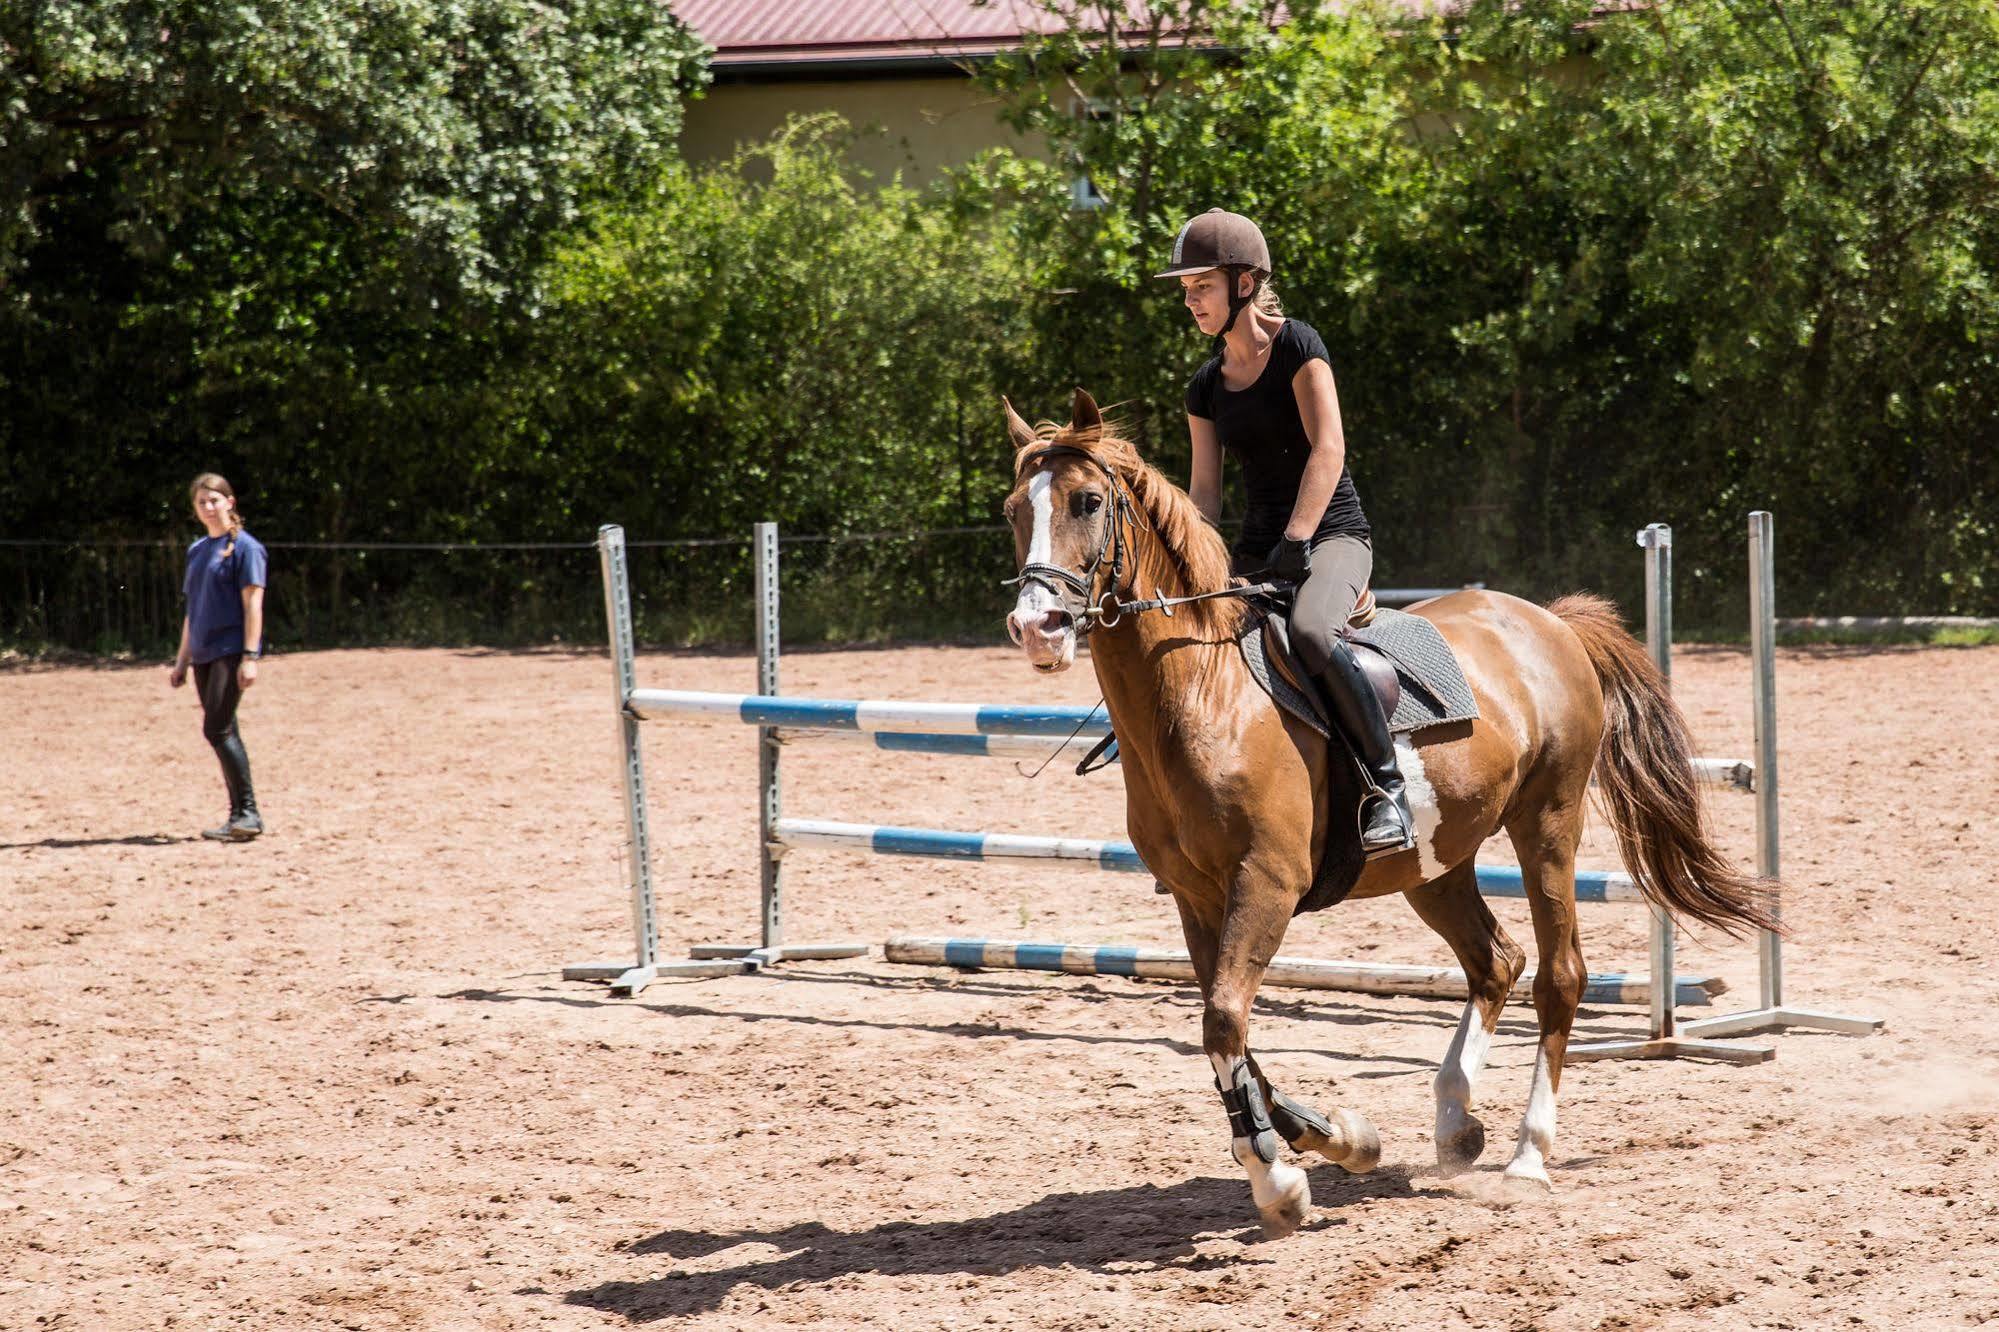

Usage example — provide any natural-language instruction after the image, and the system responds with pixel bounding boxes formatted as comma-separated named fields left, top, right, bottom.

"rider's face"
left=1180, top=269, right=1241, bottom=335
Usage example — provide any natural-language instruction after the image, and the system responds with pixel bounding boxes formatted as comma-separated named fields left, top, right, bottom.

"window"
left=1068, top=97, right=1110, bottom=211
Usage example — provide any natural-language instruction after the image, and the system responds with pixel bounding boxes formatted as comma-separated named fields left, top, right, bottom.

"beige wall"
left=679, top=74, right=1041, bottom=185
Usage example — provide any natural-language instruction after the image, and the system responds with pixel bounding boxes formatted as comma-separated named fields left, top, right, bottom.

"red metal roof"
left=669, top=0, right=1197, bottom=68
left=670, top=1, right=1467, bottom=70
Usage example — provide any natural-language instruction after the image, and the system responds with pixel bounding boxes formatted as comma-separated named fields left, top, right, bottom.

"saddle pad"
left=1239, top=607, right=1479, bottom=736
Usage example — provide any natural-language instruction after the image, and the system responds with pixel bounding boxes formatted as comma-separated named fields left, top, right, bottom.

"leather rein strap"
left=1002, top=444, right=1295, bottom=634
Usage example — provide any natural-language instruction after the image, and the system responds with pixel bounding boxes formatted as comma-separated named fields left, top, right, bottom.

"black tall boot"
left=202, top=728, right=263, bottom=841
left=1312, top=638, right=1416, bottom=859
left=230, top=762, right=263, bottom=839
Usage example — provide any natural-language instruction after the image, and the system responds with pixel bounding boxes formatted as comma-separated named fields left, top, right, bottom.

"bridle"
left=1001, top=440, right=1293, bottom=779
left=1002, top=444, right=1139, bottom=636
left=1004, top=443, right=1297, bottom=640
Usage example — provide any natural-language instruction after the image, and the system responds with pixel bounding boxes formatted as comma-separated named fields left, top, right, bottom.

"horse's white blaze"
left=1505, top=1046, right=1559, bottom=1184
left=1395, top=738, right=1447, bottom=882
left=1011, top=468, right=1068, bottom=636
left=1026, top=467, right=1054, bottom=563
left=1434, top=997, right=1493, bottom=1158
left=1208, top=1052, right=1309, bottom=1219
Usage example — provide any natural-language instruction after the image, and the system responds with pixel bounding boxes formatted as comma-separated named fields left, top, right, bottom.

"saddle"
left=1238, top=588, right=1481, bottom=916
left=1259, top=588, right=1402, bottom=726
left=1241, top=593, right=1479, bottom=741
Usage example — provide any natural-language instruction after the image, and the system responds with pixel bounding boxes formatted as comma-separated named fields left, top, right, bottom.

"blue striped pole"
left=634, top=690, right=1753, bottom=790
left=786, top=729, right=1107, bottom=760
left=883, top=936, right=1722, bottom=1007
left=773, top=819, right=1644, bottom=903
left=777, top=818, right=1146, bottom=873
left=628, top=689, right=1110, bottom=738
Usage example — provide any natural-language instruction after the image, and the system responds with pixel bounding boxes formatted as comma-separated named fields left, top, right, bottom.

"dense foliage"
left=976, top=0, right=1999, bottom=613
left=3, top=0, right=1995, bottom=652
left=0, top=0, right=708, bottom=540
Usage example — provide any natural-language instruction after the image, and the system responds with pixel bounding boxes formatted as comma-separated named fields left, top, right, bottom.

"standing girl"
left=168, top=474, right=268, bottom=841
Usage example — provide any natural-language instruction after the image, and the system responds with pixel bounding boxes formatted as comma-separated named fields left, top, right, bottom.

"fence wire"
left=1, top=527, right=1023, bottom=656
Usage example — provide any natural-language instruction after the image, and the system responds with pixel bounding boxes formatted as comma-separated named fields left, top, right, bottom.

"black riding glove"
left=1262, top=536, right=1313, bottom=582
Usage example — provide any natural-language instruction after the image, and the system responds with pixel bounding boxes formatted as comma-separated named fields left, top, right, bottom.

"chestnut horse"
left=1000, top=390, right=1776, bottom=1236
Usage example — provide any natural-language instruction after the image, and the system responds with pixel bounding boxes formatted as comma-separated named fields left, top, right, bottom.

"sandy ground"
left=4, top=638, right=1998, bottom=1331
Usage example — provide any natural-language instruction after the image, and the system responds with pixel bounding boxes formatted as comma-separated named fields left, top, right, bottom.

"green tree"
left=0, top=0, right=709, bottom=542
left=536, top=118, right=1036, bottom=542
left=969, top=0, right=1999, bottom=614
left=1400, top=0, right=1999, bottom=608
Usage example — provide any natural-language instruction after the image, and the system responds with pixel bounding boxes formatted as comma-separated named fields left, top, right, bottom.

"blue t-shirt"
left=183, top=531, right=268, bottom=664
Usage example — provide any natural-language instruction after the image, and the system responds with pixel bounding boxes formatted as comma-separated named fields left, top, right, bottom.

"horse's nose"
left=1007, top=607, right=1070, bottom=644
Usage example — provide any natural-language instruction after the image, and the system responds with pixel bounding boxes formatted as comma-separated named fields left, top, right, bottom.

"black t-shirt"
left=1185, top=318, right=1370, bottom=557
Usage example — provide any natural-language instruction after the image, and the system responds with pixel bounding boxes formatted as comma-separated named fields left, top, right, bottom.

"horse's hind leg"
left=1501, top=802, right=1588, bottom=1190
left=1404, top=859, right=1527, bottom=1174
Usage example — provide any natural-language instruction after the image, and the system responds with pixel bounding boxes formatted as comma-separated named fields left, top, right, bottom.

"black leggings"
left=192, top=655, right=255, bottom=813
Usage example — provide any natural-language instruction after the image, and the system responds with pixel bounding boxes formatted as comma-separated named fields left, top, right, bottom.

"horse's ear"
left=1069, top=388, right=1102, bottom=437
left=1001, top=396, right=1036, bottom=452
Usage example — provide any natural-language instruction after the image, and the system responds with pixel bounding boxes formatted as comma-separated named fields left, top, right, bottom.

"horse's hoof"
left=1332, top=1108, right=1382, bottom=1175
left=1253, top=1163, right=1311, bottom=1238
left=1502, top=1159, right=1554, bottom=1193
left=1436, top=1114, right=1486, bottom=1174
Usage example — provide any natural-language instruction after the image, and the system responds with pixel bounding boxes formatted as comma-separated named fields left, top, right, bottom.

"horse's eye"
left=1072, top=491, right=1104, bottom=518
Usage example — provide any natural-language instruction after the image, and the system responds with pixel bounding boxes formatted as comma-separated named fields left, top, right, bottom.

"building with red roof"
left=671, top=0, right=1126, bottom=183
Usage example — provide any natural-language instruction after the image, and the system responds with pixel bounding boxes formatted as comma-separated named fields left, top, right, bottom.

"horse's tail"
left=1549, top=593, right=1783, bottom=938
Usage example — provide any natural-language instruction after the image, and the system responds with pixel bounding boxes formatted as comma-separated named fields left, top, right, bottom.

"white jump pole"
left=1570, top=524, right=1774, bottom=1064
left=562, top=524, right=865, bottom=995
left=562, top=526, right=747, bottom=989
left=1679, top=512, right=1884, bottom=1041
left=684, top=521, right=869, bottom=972
left=757, top=521, right=782, bottom=948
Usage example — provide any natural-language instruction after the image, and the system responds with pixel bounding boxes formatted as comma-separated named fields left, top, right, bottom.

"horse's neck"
left=1086, top=499, right=1246, bottom=754
left=1086, top=590, right=1243, bottom=767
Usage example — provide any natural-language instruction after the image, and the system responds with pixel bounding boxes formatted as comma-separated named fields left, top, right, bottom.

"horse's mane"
left=1011, top=416, right=1244, bottom=637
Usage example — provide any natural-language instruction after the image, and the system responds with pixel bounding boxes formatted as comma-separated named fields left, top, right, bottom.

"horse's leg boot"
left=1314, top=638, right=1416, bottom=858
left=1215, top=1063, right=1283, bottom=1166
left=1268, top=1088, right=1382, bottom=1174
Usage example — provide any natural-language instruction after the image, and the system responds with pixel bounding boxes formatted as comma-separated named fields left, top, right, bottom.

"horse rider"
left=1158, top=207, right=1415, bottom=858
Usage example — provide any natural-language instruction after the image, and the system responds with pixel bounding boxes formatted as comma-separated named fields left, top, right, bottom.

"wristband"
left=244, top=648, right=262, bottom=660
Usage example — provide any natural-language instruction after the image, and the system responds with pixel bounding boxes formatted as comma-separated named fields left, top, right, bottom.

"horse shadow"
left=559, top=1166, right=1417, bottom=1322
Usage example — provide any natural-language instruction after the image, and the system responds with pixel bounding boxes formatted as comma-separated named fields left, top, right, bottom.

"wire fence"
left=0, top=527, right=1026, bottom=657
left=10, top=504, right=1959, bottom=659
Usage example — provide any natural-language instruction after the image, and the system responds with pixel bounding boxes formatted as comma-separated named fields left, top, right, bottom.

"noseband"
left=1003, top=445, right=1137, bottom=635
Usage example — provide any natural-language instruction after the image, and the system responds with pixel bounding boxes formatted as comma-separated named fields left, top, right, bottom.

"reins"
left=1003, top=442, right=1298, bottom=779
left=1003, top=442, right=1294, bottom=635
left=1112, top=581, right=1293, bottom=618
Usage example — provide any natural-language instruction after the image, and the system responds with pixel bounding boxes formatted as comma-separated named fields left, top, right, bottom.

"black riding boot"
left=1313, top=638, right=1416, bottom=859
left=202, top=729, right=263, bottom=841
left=231, top=765, right=263, bottom=839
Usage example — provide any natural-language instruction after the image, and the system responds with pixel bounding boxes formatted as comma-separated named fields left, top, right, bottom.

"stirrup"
left=1358, top=791, right=1415, bottom=858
